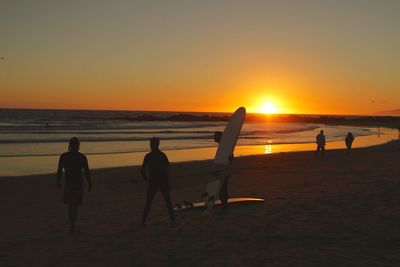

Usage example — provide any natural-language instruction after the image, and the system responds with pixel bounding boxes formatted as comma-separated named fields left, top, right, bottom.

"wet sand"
left=1, top=141, right=399, bottom=266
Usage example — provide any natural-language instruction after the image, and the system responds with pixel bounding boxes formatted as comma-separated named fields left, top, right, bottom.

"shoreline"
left=0, top=126, right=398, bottom=177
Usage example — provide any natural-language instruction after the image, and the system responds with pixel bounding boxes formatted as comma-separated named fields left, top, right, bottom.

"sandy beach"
left=3, top=1, right=400, bottom=266
left=1, top=141, right=399, bottom=266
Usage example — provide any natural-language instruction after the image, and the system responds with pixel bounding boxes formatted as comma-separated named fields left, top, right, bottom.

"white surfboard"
left=174, top=198, right=264, bottom=211
left=203, top=107, right=246, bottom=212
left=214, top=107, right=246, bottom=165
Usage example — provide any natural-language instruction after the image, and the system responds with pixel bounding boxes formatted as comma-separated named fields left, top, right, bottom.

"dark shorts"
left=63, top=189, right=83, bottom=206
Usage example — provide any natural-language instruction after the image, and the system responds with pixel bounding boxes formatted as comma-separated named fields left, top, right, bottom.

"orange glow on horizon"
left=259, top=102, right=278, bottom=114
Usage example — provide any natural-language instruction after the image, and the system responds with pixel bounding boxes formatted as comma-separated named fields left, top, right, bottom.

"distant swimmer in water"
left=141, top=137, right=175, bottom=225
left=345, top=132, right=355, bottom=155
left=315, top=130, right=326, bottom=157
left=57, top=137, right=92, bottom=234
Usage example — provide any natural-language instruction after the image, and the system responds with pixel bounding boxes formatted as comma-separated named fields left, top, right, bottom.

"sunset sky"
left=1, top=1, right=399, bottom=114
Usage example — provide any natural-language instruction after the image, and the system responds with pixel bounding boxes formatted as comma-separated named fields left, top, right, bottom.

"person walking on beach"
left=57, top=137, right=92, bottom=234
left=315, top=130, right=326, bottom=157
left=213, top=131, right=233, bottom=210
left=345, top=132, right=355, bottom=155
left=141, top=137, right=175, bottom=225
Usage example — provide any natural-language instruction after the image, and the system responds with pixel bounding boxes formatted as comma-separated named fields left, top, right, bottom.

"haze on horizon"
left=1, top=0, right=399, bottom=115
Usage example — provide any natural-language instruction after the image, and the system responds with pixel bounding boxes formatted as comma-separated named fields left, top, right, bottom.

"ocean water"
left=0, top=109, right=376, bottom=157
left=0, top=109, right=396, bottom=176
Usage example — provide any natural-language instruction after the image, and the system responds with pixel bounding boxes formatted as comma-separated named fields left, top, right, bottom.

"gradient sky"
left=1, top=0, right=399, bottom=114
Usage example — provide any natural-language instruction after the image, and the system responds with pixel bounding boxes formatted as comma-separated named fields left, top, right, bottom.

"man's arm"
left=164, top=153, right=169, bottom=165
left=164, top=153, right=170, bottom=178
left=83, top=156, right=92, bottom=192
left=56, top=155, right=63, bottom=190
left=140, top=155, right=149, bottom=181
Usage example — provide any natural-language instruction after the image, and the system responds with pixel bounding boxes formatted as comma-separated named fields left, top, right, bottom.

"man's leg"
left=160, top=184, right=175, bottom=222
left=68, top=205, right=79, bottom=233
left=64, top=189, right=82, bottom=233
left=321, top=146, right=325, bottom=157
left=219, top=175, right=229, bottom=209
left=142, top=183, right=157, bottom=225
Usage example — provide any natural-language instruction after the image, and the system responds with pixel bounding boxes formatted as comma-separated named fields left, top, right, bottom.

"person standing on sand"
left=141, top=137, right=175, bottom=225
left=398, top=126, right=400, bottom=139
left=315, top=130, right=326, bottom=157
left=345, top=132, right=355, bottom=155
left=398, top=126, right=400, bottom=150
left=57, top=137, right=92, bottom=234
left=213, top=131, right=233, bottom=210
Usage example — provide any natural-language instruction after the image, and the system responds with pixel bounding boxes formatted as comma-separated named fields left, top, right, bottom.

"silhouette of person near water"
left=213, top=131, right=233, bottom=210
left=398, top=126, right=400, bottom=139
left=398, top=126, right=400, bottom=150
left=141, top=137, right=175, bottom=225
left=315, top=130, right=326, bottom=157
left=345, top=132, right=355, bottom=155
left=57, top=137, right=92, bottom=234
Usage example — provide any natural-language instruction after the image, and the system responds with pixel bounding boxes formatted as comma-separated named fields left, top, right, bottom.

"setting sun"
left=260, top=102, right=278, bottom=114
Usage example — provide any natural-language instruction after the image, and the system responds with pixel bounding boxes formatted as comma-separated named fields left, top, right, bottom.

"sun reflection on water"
left=265, top=140, right=273, bottom=154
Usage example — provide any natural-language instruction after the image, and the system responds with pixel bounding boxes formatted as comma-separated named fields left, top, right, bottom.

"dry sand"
left=1, top=141, right=399, bottom=266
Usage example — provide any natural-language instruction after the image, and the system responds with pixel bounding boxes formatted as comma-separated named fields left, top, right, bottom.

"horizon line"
left=0, top=107, right=392, bottom=118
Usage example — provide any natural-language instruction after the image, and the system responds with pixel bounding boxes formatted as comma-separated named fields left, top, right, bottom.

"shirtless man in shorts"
left=141, top=137, right=175, bottom=225
left=57, top=137, right=92, bottom=233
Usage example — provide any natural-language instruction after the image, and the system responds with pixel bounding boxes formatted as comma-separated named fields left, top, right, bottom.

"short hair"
left=69, top=137, right=80, bottom=151
left=150, top=137, right=160, bottom=147
left=320, top=130, right=324, bottom=133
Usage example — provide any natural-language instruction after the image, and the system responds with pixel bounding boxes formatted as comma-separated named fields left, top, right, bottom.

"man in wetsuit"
left=57, top=137, right=92, bottom=233
left=141, top=137, right=175, bottom=225
left=213, top=131, right=233, bottom=210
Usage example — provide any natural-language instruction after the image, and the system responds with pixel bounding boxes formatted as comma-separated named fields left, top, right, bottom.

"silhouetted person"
left=213, top=131, right=233, bottom=210
left=141, top=137, right=174, bottom=225
left=315, top=130, right=326, bottom=157
left=398, top=126, right=400, bottom=150
left=398, top=126, right=400, bottom=139
left=57, top=137, right=92, bottom=234
left=345, top=132, right=355, bottom=155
